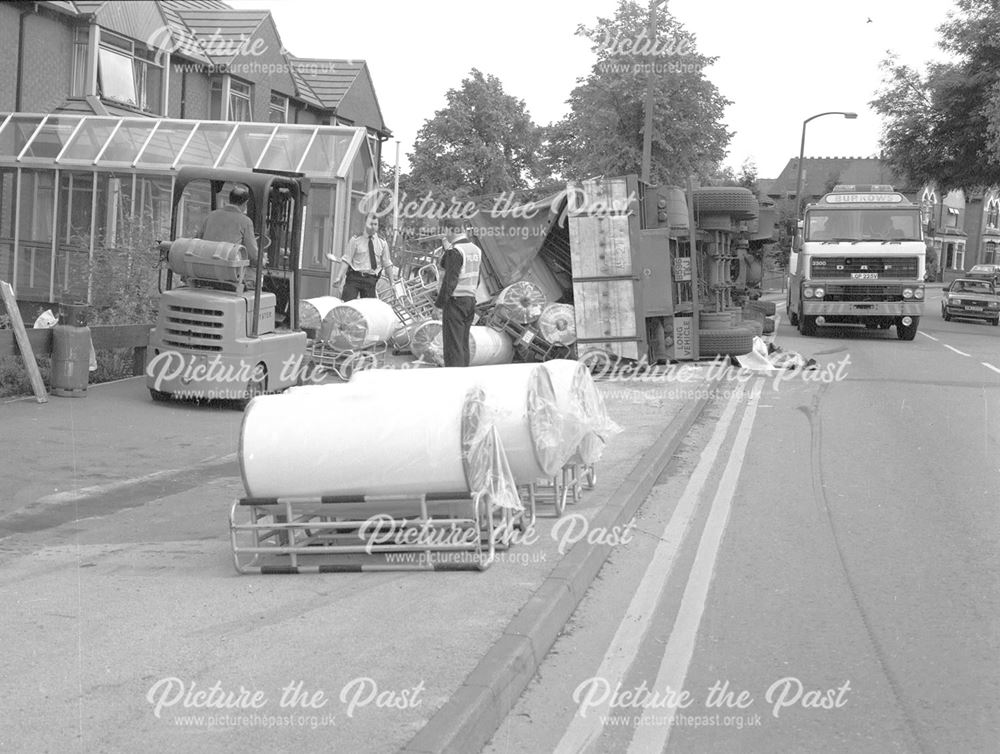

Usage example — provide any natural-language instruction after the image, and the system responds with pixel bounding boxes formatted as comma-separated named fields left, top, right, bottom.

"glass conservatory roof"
left=0, top=114, right=371, bottom=180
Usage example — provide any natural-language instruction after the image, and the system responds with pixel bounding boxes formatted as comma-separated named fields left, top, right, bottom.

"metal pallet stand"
left=307, top=340, right=387, bottom=381
left=482, top=308, right=573, bottom=363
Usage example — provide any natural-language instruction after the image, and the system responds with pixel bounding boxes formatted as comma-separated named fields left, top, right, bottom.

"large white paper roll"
left=542, top=359, right=618, bottom=464
left=240, top=384, right=515, bottom=501
left=351, top=363, right=567, bottom=481
left=298, top=296, right=342, bottom=331
left=469, top=327, right=514, bottom=366
left=538, top=303, right=577, bottom=345
left=320, top=298, right=397, bottom=348
left=495, top=280, right=546, bottom=324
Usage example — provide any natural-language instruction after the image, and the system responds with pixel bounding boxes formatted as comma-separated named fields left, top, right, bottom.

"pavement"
left=0, top=354, right=722, bottom=752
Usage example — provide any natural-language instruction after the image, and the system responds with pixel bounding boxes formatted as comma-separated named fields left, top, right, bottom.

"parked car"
left=940, top=278, right=1000, bottom=325
left=966, top=263, right=1000, bottom=286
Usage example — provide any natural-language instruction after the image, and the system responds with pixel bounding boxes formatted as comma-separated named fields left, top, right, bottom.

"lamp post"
left=793, top=111, right=857, bottom=219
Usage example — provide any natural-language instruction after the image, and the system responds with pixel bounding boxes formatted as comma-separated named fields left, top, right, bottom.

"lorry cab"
left=145, top=167, right=310, bottom=404
left=787, top=185, right=926, bottom=340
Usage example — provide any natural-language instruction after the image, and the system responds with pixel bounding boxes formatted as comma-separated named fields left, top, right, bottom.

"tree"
left=871, top=0, right=1000, bottom=190
left=406, top=69, right=543, bottom=198
left=545, top=0, right=732, bottom=184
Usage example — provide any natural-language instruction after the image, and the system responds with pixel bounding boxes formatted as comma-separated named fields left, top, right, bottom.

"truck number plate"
left=851, top=272, right=879, bottom=279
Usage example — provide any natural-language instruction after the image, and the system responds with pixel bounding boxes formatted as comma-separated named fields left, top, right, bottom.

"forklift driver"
left=196, top=185, right=263, bottom=268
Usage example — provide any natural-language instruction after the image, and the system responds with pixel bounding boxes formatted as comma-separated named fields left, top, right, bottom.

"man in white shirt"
left=330, top=215, right=394, bottom=301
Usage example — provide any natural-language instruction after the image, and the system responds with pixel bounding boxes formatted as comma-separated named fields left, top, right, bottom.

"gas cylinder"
left=51, top=324, right=91, bottom=397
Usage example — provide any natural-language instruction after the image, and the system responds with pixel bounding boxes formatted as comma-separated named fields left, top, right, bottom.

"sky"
left=229, top=0, right=957, bottom=180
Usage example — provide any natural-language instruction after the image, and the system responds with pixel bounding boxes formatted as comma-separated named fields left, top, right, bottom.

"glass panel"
left=305, top=185, right=337, bottom=268
left=98, top=47, right=138, bottom=106
left=136, top=121, right=195, bottom=167
left=0, top=168, right=14, bottom=283
left=100, top=121, right=157, bottom=164
left=0, top=115, right=45, bottom=160
left=22, top=116, right=82, bottom=160
left=135, top=176, right=173, bottom=240
left=173, top=122, right=234, bottom=167
left=217, top=123, right=272, bottom=170
left=16, top=171, right=55, bottom=299
left=54, top=171, right=92, bottom=302
left=350, top=146, right=372, bottom=195
left=299, top=132, right=355, bottom=178
left=257, top=127, right=314, bottom=172
left=59, top=118, right=119, bottom=163
left=175, top=180, right=212, bottom=238
left=0, top=241, right=12, bottom=286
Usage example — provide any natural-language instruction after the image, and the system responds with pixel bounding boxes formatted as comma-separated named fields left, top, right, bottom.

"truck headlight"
left=914, top=288, right=924, bottom=300
left=902, top=288, right=914, bottom=299
left=813, top=288, right=824, bottom=298
left=803, top=288, right=815, bottom=299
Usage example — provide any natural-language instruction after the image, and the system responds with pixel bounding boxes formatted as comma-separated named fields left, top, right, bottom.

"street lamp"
left=793, top=111, right=857, bottom=219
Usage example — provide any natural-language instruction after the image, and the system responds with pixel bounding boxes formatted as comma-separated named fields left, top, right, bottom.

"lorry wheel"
left=149, top=388, right=171, bottom=402
left=786, top=295, right=799, bottom=326
left=799, top=315, right=817, bottom=336
left=698, top=326, right=755, bottom=358
left=942, top=311, right=951, bottom=322
left=896, top=317, right=919, bottom=341
left=993, top=317, right=999, bottom=327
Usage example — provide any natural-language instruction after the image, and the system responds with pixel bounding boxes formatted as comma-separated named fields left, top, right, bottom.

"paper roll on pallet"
left=320, top=298, right=397, bottom=348
left=538, top=304, right=577, bottom=346
left=298, top=296, right=342, bottom=331
left=410, top=323, right=514, bottom=366
left=495, top=281, right=546, bottom=324
left=351, top=364, right=567, bottom=481
left=240, top=385, right=517, bottom=507
left=542, top=359, right=620, bottom=465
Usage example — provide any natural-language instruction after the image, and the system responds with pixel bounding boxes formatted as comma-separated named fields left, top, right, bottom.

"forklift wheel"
left=236, top=364, right=268, bottom=409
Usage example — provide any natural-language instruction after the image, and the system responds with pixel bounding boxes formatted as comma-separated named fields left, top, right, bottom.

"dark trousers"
left=341, top=268, right=378, bottom=301
left=442, top=296, right=476, bottom=367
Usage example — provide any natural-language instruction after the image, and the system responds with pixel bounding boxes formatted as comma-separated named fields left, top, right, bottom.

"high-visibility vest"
left=453, top=240, right=481, bottom=298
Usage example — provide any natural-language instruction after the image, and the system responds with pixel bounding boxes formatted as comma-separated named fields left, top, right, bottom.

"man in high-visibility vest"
left=434, top=218, right=481, bottom=367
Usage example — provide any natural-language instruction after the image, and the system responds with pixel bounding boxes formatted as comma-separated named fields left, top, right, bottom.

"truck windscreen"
left=806, top=210, right=922, bottom=242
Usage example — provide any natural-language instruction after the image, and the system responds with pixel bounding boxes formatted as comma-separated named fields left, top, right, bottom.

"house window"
left=96, top=31, right=163, bottom=114
left=986, top=198, right=999, bottom=230
left=229, top=79, right=252, bottom=121
left=71, top=26, right=90, bottom=97
left=985, top=241, right=998, bottom=264
left=949, top=243, right=965, bottom=270
left=269, top=93, right=288, bottom=123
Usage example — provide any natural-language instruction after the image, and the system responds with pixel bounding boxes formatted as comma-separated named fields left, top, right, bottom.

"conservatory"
left=0, top=113, right=376, bottom=304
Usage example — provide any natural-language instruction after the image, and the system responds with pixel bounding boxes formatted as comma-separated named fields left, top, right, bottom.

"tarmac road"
left=484, top=292, right=1000, bottom=753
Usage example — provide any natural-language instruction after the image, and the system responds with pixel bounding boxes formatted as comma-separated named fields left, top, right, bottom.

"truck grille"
left=821, top=284, right=905, bottom=302
left=811, top=257, right=919, bottom=279
left=163, top=304, right=225, bottom=351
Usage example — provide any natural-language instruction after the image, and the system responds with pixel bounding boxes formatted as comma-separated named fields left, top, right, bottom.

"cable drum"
left=538, top=303, right=577, bottom=345
left=495, top=281, right=547, bottom=324
left=320, top=298, right=397, bottom=348
left=238, top=384, right=518, bottom=508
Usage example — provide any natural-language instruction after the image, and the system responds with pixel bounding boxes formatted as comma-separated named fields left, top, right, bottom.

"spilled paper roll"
left=410, top=322, right=514, bottom=367
left=351, top=363, right=568, bottom=482
left=298, top=296, right=342, bottom=331
left=320, top=298, right=397, bottom=348
left=537, top=303, right=577, bottom=346
left=240, top=384, right=517, bottom=508
left=542, top=359, right=620, bottom=465
left=495, top=281, right=546, bottom=324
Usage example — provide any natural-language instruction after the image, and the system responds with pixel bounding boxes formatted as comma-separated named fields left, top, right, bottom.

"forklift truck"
left=146, top=167, right=309, bottom=404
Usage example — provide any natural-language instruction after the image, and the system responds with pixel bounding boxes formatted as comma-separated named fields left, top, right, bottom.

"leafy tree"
left=872, top=0, right=1000, bottom=190
left=545, top=0, right=732, bottom=184
left=406, top=69, right=543, bottom=198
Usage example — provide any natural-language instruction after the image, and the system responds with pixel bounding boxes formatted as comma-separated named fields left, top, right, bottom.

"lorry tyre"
left=786, top=295, right=799, bottom=326
left=692, top=187, right=758, bottom=217
left=799, top=314, right=817, bottom=336
left=698, top=326, right=755, bottom=358
left=896, top=317, right=919, bottom=341
left=746, top=299, right=776, bottom=317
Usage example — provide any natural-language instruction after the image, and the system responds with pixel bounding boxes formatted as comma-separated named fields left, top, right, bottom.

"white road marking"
left=920, top=332, right=939, bottom=341
left=554, top=385, right=748, bottom=754
left=982, top=362, right=1000, bottom=375
left=944, top=344, right=971, bottom=357
left=627, top=380, right=764, bottom=754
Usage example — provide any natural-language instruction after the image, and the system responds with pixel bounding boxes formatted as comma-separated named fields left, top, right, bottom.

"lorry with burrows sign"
left=787, top=185, right=925, bottom=340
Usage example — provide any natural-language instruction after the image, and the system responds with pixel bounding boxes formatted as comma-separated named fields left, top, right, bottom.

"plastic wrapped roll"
left=542, top=359, right=621, bottom=465
left=538, top=303, right=577, bottom=345
left=351, top=364, right=568, bottom=481
left=298, top=296, right=342, bottom=331
left=409, top=324, right=514, bottom=367
left=320, top=298, right=397, bottom=348
left=240, top=385, right=518, bottom=508
left=495, top=280, right=546, bottom=324
left=411, top=320, right=443, bottom=364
